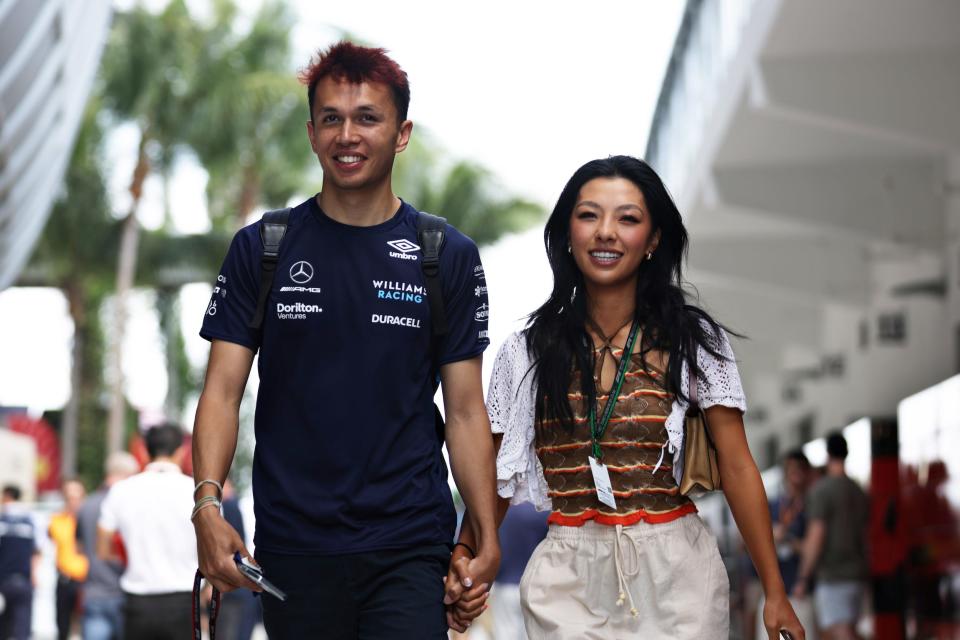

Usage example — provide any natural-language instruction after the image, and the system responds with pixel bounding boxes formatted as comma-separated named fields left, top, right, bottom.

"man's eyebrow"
left=317, top=105, right=383, bottom=114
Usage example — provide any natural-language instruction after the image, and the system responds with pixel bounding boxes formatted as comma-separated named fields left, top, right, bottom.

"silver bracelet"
left=191, top=496, right=221, bottom=522
left=193, top=479, right=223, bottom=500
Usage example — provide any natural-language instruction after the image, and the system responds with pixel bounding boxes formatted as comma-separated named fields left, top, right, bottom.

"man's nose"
left=337, top=120, right=360, bottom=144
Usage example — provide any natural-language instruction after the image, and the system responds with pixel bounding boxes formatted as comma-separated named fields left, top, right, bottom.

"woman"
left=446, top=156, right=804, bottom=639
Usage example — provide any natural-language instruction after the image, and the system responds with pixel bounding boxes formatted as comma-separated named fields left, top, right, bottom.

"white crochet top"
left=488, top=327, right=747, bottom=511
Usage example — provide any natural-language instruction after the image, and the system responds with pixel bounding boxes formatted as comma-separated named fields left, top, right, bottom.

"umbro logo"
left=387, top=239, right=419, bottom=261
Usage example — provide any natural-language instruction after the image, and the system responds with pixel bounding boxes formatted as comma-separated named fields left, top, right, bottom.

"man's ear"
left=306, top=120, right=319, bottom=154
left=395, top=119, right=413, bottom=153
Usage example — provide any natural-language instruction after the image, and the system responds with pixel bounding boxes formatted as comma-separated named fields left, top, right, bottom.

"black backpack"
left=245, top=207, right=451, bottom=436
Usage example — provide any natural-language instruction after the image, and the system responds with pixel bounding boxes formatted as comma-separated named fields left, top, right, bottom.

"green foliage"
left=394, top=133, right=544, bottom=246
left=22, top=104, right=115, bottom=484
left=100, top=0, right=202, bottom=151
left=27, top=106, right=118, bottom=291
left=186, top=1, right=313, bottom=227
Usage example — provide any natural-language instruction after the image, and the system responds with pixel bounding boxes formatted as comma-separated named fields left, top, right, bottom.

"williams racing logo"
left=373, top=280, right=425, bottom=303
left=387, top=239, right=419, bottom=261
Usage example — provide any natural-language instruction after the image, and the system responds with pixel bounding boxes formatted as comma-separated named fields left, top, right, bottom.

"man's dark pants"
left=122, top=592, right=192, bottom=639
left=257, top=543, right=450, bottom=639
left=56, top=575, right=82, bottom=640
left=0, top=574, right=33, bottom=640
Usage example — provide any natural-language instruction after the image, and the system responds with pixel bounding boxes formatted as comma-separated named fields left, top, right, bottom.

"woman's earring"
left=646, top=252, right=653, bottom=261
left=567, top=244, right=572, bottom=254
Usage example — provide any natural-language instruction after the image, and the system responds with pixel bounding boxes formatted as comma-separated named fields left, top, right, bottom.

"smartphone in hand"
left=234, top=553, right=287, bottom=601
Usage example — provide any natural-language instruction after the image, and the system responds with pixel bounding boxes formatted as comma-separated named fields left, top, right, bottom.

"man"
left=0, top=485, right=40, bottom=640
left=759, top=450, right=817, bottom=640
left=76, top=451, right=139, bottom=640
left=48, top=478, right=89, bottom=640
left=192, top=41, right=500, bottom=639
left=98, top=424, right=197, bottom=639
left=795, top=432, right=869, bottom=640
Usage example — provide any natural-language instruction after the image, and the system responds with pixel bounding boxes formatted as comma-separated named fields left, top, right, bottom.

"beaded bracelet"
left=190, top=496, right=221, bottom=522
left=193, top=479, right=223, bottom=500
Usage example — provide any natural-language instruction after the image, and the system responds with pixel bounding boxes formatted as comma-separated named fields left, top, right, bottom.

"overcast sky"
left=0, top=0, right=684, bottom=415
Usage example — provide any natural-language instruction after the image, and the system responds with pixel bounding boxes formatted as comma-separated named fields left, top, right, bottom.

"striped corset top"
left=534, top=351, right=696, bottom=527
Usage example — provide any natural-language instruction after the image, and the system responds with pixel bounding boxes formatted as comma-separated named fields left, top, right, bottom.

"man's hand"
left=791, top=576, right=808, bottom=599
left=193, top=507, right=261, bottom=593
left=443, top=546, right=500, bottom=633
left=443, top=544, right=499, bottom=632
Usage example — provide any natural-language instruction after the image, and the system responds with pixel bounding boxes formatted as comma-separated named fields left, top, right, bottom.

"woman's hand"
left=762, top=593, right=805, bottom=640
left=443, top=546, right=490, bottom=632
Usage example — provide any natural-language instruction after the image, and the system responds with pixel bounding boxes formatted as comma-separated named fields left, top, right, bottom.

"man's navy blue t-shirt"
left=200, top=197, right=490, bottom=555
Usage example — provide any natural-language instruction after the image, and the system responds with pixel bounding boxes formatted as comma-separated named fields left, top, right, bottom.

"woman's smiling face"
left=568, top=177, right=660, bottom=290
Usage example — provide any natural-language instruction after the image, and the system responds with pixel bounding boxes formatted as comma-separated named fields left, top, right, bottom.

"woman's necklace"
left=588, top=317, right=635, bottom=394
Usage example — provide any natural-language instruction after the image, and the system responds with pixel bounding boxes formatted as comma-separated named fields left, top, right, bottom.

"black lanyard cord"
left=192, top=569, right=221, bottom=640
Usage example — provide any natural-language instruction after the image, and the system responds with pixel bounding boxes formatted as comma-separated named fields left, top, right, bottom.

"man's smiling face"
left=306, top=76, right=412, bottom=194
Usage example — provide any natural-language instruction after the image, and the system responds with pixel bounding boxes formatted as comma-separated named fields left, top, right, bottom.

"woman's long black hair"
left=525, top=155, right=735, bottom=429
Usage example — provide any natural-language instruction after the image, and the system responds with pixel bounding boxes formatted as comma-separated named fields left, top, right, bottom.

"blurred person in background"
left=0, top=485, right=40, bottom=640
left=97, top=424, right=197, bottom=640
left=49, top=478, right=89, bottom=640
left=489, top=502, right=548, bottom=639
left=76, top=451, right=139, bottom=640
left=759, top=450, right=817, bottom=640
left=447, top=156, right=804, bottom=639
left=794, top=432, right=869, bottom=640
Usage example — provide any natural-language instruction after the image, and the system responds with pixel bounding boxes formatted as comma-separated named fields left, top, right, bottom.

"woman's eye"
left=621, top=215, right=640, bottom=224
left=576, top=211, right=597, bottom=220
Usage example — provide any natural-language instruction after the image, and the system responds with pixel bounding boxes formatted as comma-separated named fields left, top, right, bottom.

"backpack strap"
left=248, top=207, right=292, bottom=330
left=418, top=212, right=449, bottom=447
left=417, top=212, right=448, bottom=348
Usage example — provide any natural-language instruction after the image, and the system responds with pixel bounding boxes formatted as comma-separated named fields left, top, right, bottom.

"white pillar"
left=947, top=156, right=960, bottom=375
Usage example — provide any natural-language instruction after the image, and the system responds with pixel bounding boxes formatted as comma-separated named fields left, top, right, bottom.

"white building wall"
left=0, top=0, right=112, bottom=291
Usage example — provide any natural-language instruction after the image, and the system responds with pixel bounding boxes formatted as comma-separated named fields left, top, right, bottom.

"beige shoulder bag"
left=679, top=364, right=722, bottom=495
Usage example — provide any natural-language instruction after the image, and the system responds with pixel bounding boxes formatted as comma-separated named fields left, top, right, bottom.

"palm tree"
left=188, top=1, right=313, bottom=231
left=394, top=133, right=543, bottom=247
left=18, top=104, right=117, bottom=483
left=98, top=0, right=208, bottom=452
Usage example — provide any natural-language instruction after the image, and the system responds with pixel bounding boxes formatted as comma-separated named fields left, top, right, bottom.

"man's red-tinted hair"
left=299, top=41, right=410, bottom=122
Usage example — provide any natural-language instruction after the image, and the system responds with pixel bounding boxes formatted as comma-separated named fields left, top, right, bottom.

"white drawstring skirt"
left=519, top=515, right=729, bottom=639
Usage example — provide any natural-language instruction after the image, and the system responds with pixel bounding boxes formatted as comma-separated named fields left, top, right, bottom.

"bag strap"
left=417, top=211, right=448, bottom=349
left=248, top=208, right=292, bottom=330
left=688, top=363, right=699, bottom=409
left=686, top=348, right=718, bottom=448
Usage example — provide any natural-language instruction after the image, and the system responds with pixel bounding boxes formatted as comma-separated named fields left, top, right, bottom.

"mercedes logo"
left=289, top=261, right=314, bottom=284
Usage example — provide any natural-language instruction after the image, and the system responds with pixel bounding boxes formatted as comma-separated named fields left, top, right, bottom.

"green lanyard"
left=589, top=320, right=641, bottom=461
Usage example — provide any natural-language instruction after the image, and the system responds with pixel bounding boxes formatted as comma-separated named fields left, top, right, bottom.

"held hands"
left=763, top=592, right=805, bottom=640
left=193, top=508, right=262, bottom=594
left=443, top=543, right=501, bottom=633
